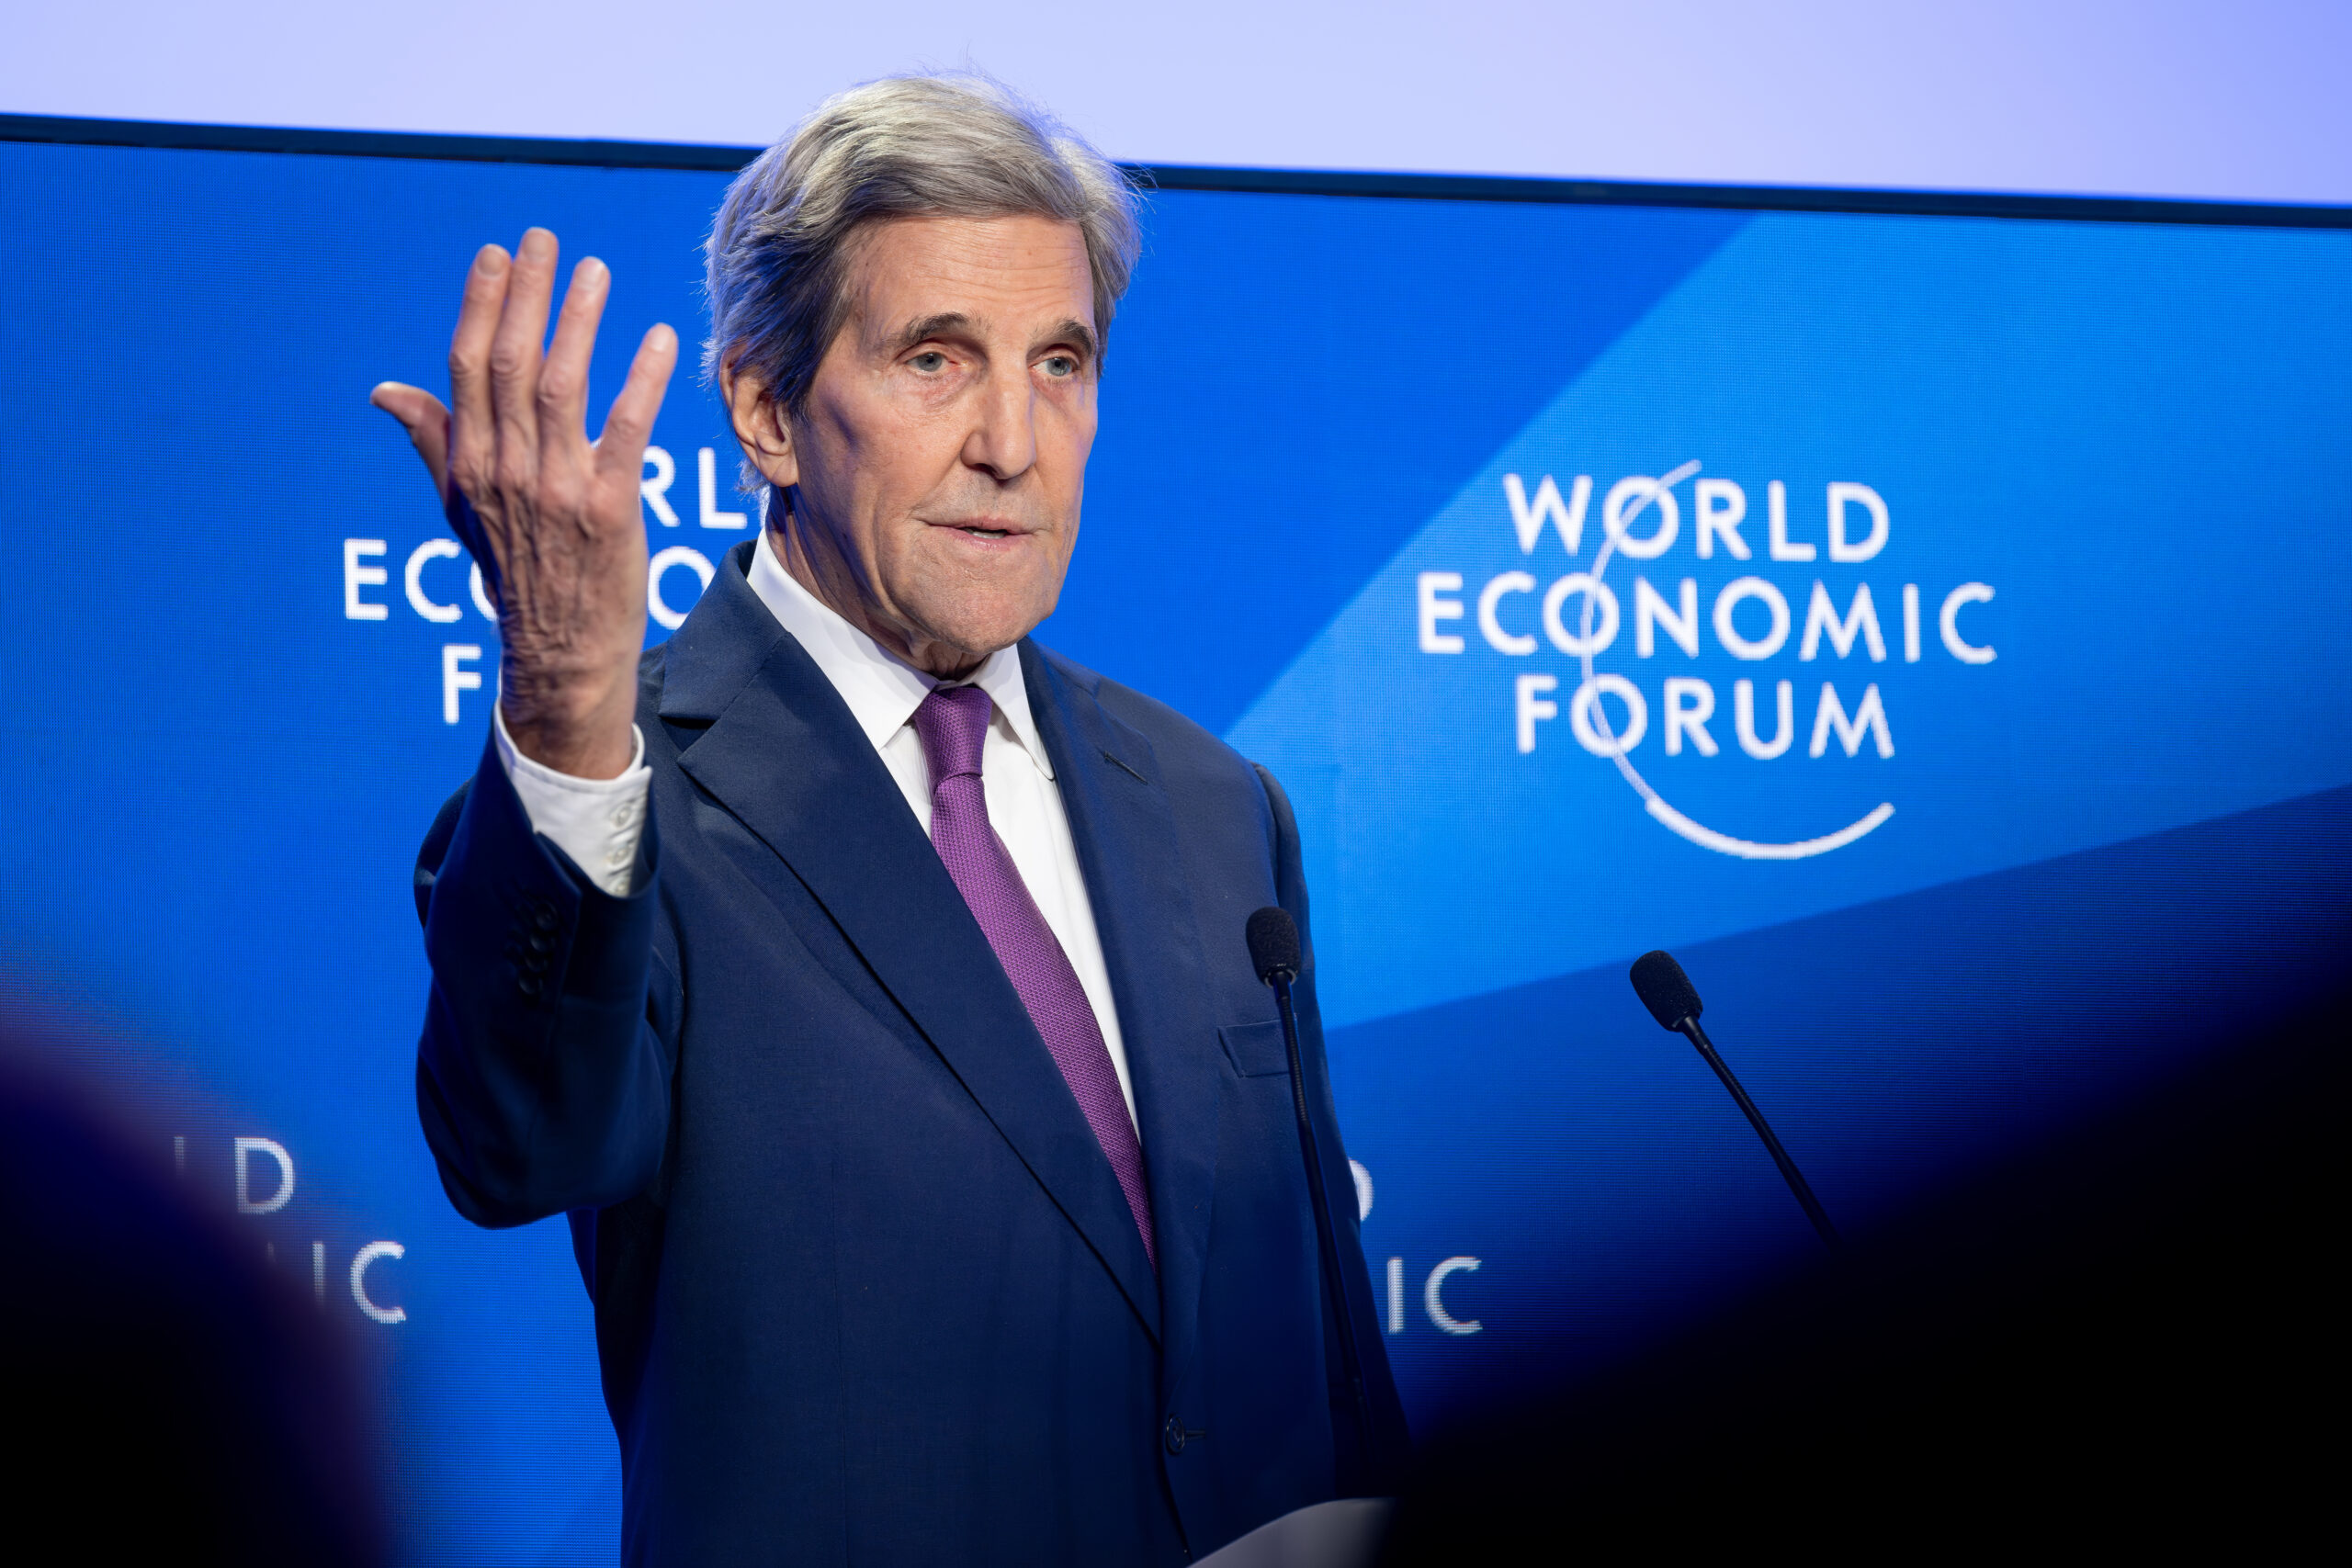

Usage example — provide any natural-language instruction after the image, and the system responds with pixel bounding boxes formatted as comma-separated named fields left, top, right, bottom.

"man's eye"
left=910, top=351, right=948, bottom=373
left=1040, top=355, right=1078, bottom=378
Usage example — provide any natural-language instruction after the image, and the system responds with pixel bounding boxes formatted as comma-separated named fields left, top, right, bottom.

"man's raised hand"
left=371, top=229, right=677, bottom=779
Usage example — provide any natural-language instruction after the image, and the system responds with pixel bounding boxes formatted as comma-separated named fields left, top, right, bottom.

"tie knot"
left=914, top=683, right=992, bottom=784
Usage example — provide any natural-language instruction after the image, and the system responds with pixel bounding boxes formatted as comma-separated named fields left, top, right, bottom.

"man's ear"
left=722, top=360, right=799, bottom=491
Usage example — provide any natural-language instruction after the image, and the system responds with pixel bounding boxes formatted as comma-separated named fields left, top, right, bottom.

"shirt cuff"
left=492, top=705, right=651, bottom=897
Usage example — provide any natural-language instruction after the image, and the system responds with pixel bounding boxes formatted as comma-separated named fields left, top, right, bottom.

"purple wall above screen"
left=6, top=0, right=2349, bottom=205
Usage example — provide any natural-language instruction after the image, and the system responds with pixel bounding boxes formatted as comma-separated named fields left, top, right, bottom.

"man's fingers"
left=370, top=381, right=454, bottom=499
left=447, top=244, right=511, bottom=496
left=594, top=322, right=680, bottom=484
left=539, top=256, right=610, bottom=460
left=488, top=228, right=560, bottom=483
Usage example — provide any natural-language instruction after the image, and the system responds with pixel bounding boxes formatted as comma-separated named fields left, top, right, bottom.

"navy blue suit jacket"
left=413, top=542, right=1408, bottom=1563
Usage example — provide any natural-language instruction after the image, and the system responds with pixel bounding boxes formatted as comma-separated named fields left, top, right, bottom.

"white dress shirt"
left=493, top=531, right=1137, bottom=1127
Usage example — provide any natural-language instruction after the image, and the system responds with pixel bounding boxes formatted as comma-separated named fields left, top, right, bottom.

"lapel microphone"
left=1630, top=950, right=1842, bottom=1251
left=1248, top=907, right=1372, bottom=1438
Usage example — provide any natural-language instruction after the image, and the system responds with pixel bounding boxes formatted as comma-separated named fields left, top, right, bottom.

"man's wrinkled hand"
left=371, top=229, right=677, bottom=779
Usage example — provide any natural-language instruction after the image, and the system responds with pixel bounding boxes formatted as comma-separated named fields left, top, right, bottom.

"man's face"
left=731, top=212, right=1100, bottom=674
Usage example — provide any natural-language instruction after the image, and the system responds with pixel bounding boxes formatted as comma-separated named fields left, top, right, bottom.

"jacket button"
left=517, top=974, right=543, bottom=999
left=1163, top=1416, right=1186, bottom=1455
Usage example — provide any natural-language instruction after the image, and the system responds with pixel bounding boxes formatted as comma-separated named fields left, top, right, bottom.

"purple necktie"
left=913, top=684, right=1156, bottom=1270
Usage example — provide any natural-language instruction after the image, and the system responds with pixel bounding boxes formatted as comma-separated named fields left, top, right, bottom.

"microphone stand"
left=1676, top=1015, right=1842, bottom=1250
left=1266, top=967, right=1374, bottom=1440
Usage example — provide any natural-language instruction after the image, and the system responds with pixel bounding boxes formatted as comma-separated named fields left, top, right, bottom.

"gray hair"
left=704, top=73, right=1142, bottom=486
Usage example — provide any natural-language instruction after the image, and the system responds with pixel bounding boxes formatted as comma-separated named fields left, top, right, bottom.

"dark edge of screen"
left=6, top=111, right=2349, bottom=231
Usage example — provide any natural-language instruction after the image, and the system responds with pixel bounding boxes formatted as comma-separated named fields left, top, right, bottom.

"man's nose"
left=961, top=362, right=1038, bottom=481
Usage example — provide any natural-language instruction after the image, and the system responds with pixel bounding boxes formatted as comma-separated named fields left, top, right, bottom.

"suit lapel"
left=1022, top=643, right=1222, bottom=1398
left=661, top=547, right=1161, bottom=1340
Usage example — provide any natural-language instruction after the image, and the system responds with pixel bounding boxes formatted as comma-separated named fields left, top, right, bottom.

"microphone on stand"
left=1248, top=906, right=1372, bottom=1436
left=1629, top=950, right=1842, bottom=1251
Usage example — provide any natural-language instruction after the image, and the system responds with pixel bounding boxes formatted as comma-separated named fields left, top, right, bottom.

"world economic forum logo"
left=1415, top=462, right=1998, bottom=860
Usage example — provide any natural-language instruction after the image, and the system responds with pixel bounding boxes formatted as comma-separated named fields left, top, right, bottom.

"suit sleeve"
left=412, top=735, right=675, bottom=1229
left=1253, top=762, right=1415, bottom=1490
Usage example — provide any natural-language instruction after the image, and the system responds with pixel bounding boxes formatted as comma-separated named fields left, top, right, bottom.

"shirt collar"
left=745, top=528, right=1054, bottom=781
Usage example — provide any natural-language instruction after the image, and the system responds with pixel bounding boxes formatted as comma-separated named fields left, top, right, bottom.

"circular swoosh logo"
left=1575, top=460, right=1894, bottom=861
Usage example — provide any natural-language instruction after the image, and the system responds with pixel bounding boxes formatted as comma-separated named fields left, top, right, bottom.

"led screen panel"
left=1, top=135, right=2346, bottom=1562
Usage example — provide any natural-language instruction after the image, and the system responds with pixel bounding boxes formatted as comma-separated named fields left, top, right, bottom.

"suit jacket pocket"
left=1218, top=1020, right=1291, bottom=1078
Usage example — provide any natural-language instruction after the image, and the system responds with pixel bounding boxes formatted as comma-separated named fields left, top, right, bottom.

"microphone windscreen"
left=1246, top=906, right=1302, bottom=984
left=1629, top=950, right=1703, bottom=1030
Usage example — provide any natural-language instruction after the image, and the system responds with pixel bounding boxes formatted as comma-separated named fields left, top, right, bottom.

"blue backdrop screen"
left=2, top=138, right=2346, bottom=1562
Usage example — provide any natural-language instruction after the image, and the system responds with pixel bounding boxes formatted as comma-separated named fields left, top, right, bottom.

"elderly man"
left=374, top=74, right=1407, bottom=1562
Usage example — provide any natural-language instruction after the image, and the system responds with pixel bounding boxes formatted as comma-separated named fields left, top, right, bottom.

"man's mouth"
left=935, top=518, right=1022, bottom=540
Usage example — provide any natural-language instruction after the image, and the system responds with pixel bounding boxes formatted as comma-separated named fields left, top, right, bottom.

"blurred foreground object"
left=1383, top=968, right=2346, bottom=1559
left=0, top=1001, right=386, bottom=1563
